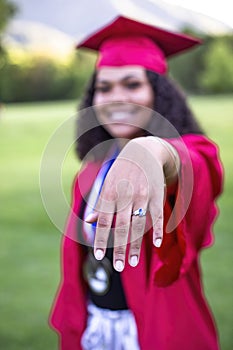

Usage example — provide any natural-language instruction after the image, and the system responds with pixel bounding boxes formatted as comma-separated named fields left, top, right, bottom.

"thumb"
left=85, top=211, right=99, bottom=223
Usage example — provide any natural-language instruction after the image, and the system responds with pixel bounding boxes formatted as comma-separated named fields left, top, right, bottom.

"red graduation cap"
left=77, top=16, right=201, bottom=75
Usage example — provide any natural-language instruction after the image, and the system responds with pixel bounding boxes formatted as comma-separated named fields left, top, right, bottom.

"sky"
left=164, top=0, right=232, bottom=28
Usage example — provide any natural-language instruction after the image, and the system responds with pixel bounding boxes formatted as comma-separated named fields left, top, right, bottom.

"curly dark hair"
left=76, top=70, right=203, bottom=161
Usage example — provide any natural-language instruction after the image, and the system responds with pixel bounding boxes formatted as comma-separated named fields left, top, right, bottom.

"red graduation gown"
left=49, top=134, right=223, bottom=350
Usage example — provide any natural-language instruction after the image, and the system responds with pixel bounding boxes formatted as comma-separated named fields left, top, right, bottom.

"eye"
left=126, top=81, right=141, bottom=90
left=95, top=85, right=111, bottom=93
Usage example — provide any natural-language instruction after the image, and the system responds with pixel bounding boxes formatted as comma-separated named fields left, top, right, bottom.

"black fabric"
left=89, top=247, right=128, bottom=310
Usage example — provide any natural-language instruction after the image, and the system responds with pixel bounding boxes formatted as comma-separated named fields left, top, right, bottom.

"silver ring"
left=132, top=208, right=146, bottom=217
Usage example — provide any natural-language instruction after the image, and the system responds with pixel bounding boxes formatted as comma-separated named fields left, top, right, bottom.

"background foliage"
left=0, top=49, right=95, bottom=102
left=0, top=33, right=233, bottom=103
left=0, top=0, right=17, bottom=33
left=0, top=1, right=233, bottom=100
left=169, top=34, right=233, bottom=94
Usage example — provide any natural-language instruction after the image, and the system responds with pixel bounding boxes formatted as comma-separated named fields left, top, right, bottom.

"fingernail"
left=155, top=238, right=162, bottom=248
left=95, top=249, right=104, bottom=260
left=130, top=256, right=138, bottom=267
left=115, top=260, right=124, bottom=272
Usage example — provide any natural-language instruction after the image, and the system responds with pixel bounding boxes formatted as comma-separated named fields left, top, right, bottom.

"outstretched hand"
left=85, top=137, right=179, bottom=272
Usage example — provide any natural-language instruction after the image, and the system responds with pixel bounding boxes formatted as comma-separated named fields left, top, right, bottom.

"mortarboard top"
left=77, top=16, right=201, bottom=74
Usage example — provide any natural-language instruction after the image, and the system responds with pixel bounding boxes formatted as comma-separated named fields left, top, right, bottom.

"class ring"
left=132, top=208, right=147, bottom=217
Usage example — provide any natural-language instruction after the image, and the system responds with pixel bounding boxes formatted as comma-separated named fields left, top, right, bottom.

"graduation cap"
left=76, top=16, right=201, bottom=75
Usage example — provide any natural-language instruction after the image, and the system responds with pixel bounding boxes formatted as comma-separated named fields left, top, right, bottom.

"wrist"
left=132, top=136, right=180, bottom=184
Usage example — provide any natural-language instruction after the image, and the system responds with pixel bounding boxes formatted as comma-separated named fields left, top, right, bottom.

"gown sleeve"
left=153, top=134, right=223, bottom=286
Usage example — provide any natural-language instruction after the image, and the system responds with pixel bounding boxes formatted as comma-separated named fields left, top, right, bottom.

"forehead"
left=95, top=66, right=147, bottom=82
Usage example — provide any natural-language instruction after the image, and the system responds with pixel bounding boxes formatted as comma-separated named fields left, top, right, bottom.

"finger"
left=148, top=200, right=164, bottom=248
left=128, top=211, right=146, bottom=267
left=93, top=195, right=115, bottom=260
left=93, top=180, right=117, bottom=260
left=113, top=207, right=132, bottom=272
left=94, top=211, right=114, bottom=260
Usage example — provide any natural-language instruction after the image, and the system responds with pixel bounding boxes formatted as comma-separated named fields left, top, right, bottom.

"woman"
left=50, top=17, right=223, bottom=350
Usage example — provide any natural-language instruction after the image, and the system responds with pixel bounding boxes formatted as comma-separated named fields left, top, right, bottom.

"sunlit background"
left=0, top=1, right=232, bottom=349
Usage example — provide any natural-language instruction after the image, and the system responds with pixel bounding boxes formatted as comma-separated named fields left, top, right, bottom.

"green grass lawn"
left=0, top=96, right=232, bottom=349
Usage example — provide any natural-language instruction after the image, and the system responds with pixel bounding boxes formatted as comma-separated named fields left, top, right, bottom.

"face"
left=93, top=66, right=154, bottom=140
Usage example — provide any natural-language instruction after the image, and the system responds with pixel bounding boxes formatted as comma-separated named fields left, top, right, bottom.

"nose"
left=108, top=86, right=129, bottom=103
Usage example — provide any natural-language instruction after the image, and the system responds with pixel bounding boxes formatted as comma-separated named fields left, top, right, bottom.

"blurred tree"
left=0, top=0, right=17, bottom=58
left=0, top=0, right=17, bottom=32
left=0, top=49, right=96, bottom=102
left=169, top=33, right=233, bottom=94
left=168, top=27, right=206, bottom=93
left=169, top=44, right=205, bottom=93
left=0, top=0, right=17, bottom=103
left=199, top=37, right=233, bottom=93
